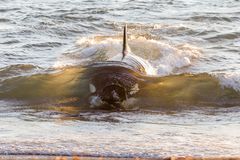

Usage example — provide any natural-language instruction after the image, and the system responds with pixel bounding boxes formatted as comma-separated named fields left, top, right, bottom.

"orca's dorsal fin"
left=122, top=24, right=131, bottom=60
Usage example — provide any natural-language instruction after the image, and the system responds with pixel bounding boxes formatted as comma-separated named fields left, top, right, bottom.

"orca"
left=87, top=25, right=155, bottom=110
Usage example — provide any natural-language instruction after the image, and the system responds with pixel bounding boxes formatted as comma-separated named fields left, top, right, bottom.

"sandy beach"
left=0, top=156, right=240, bottom=160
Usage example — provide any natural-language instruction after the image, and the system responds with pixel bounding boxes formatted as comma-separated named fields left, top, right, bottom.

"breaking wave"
left=0, top=67, right=239, bottom=108
left=0, top=36, right=239, bottom=108
left=54, top=35, right=201, bottom=76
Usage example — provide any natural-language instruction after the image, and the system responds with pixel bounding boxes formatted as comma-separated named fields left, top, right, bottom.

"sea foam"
left=54, top=35, right=202, bottom=77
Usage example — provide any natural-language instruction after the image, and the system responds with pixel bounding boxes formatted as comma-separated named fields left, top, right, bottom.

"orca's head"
left=88, top=70, right=139, bottom=110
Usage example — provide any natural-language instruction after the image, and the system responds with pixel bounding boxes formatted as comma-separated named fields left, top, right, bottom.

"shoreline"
left=0, top=155, right=240, bottom=160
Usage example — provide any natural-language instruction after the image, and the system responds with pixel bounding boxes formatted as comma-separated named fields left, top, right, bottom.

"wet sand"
left=0, top=156, right=240, bottom=160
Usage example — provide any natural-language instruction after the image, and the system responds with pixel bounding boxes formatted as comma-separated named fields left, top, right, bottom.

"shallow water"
left=0, top=0, right=240, bottom=158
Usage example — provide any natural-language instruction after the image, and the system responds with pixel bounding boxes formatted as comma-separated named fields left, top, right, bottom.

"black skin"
left=85, top=63, right=145, bottom=110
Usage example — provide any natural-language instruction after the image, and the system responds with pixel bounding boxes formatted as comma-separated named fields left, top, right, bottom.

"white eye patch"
left=89, top=83, right=96, bottom=93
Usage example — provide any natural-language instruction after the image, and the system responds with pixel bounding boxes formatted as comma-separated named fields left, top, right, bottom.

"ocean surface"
left=0, top=0, right=240, bottom=158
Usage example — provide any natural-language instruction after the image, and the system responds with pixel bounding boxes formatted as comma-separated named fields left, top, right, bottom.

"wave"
left=0, top=67, right=87, bottom=100
left=205, top=32, right=240, bottom=42
left=214, top=72, right=240, bottom=92
left=54, top=35, right=201, bottom=76
left=22, top=42, right=64, bottom=48
left=1, top=34, right=239, bottom=108
left=0, top=66, right=239, bottom=108
left=0, top=64, right=41, bottom=80
left=138, top=73, right=240, bottom=108
left=0, top=18, right=11, bottom=22
left=188, top=15, right=238, bottom=22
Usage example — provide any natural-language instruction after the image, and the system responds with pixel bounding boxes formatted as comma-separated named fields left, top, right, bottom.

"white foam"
left=54, top=35, right=201, bottom=76
left=233, top=39, right=240, bottom=47
left=76, top=36, right=122, bottom=58
left=147, top=40, right=201, bottom=76
left=214, top=72, right=240, bottom=92
left=53, top=36, right=122, bottom=68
